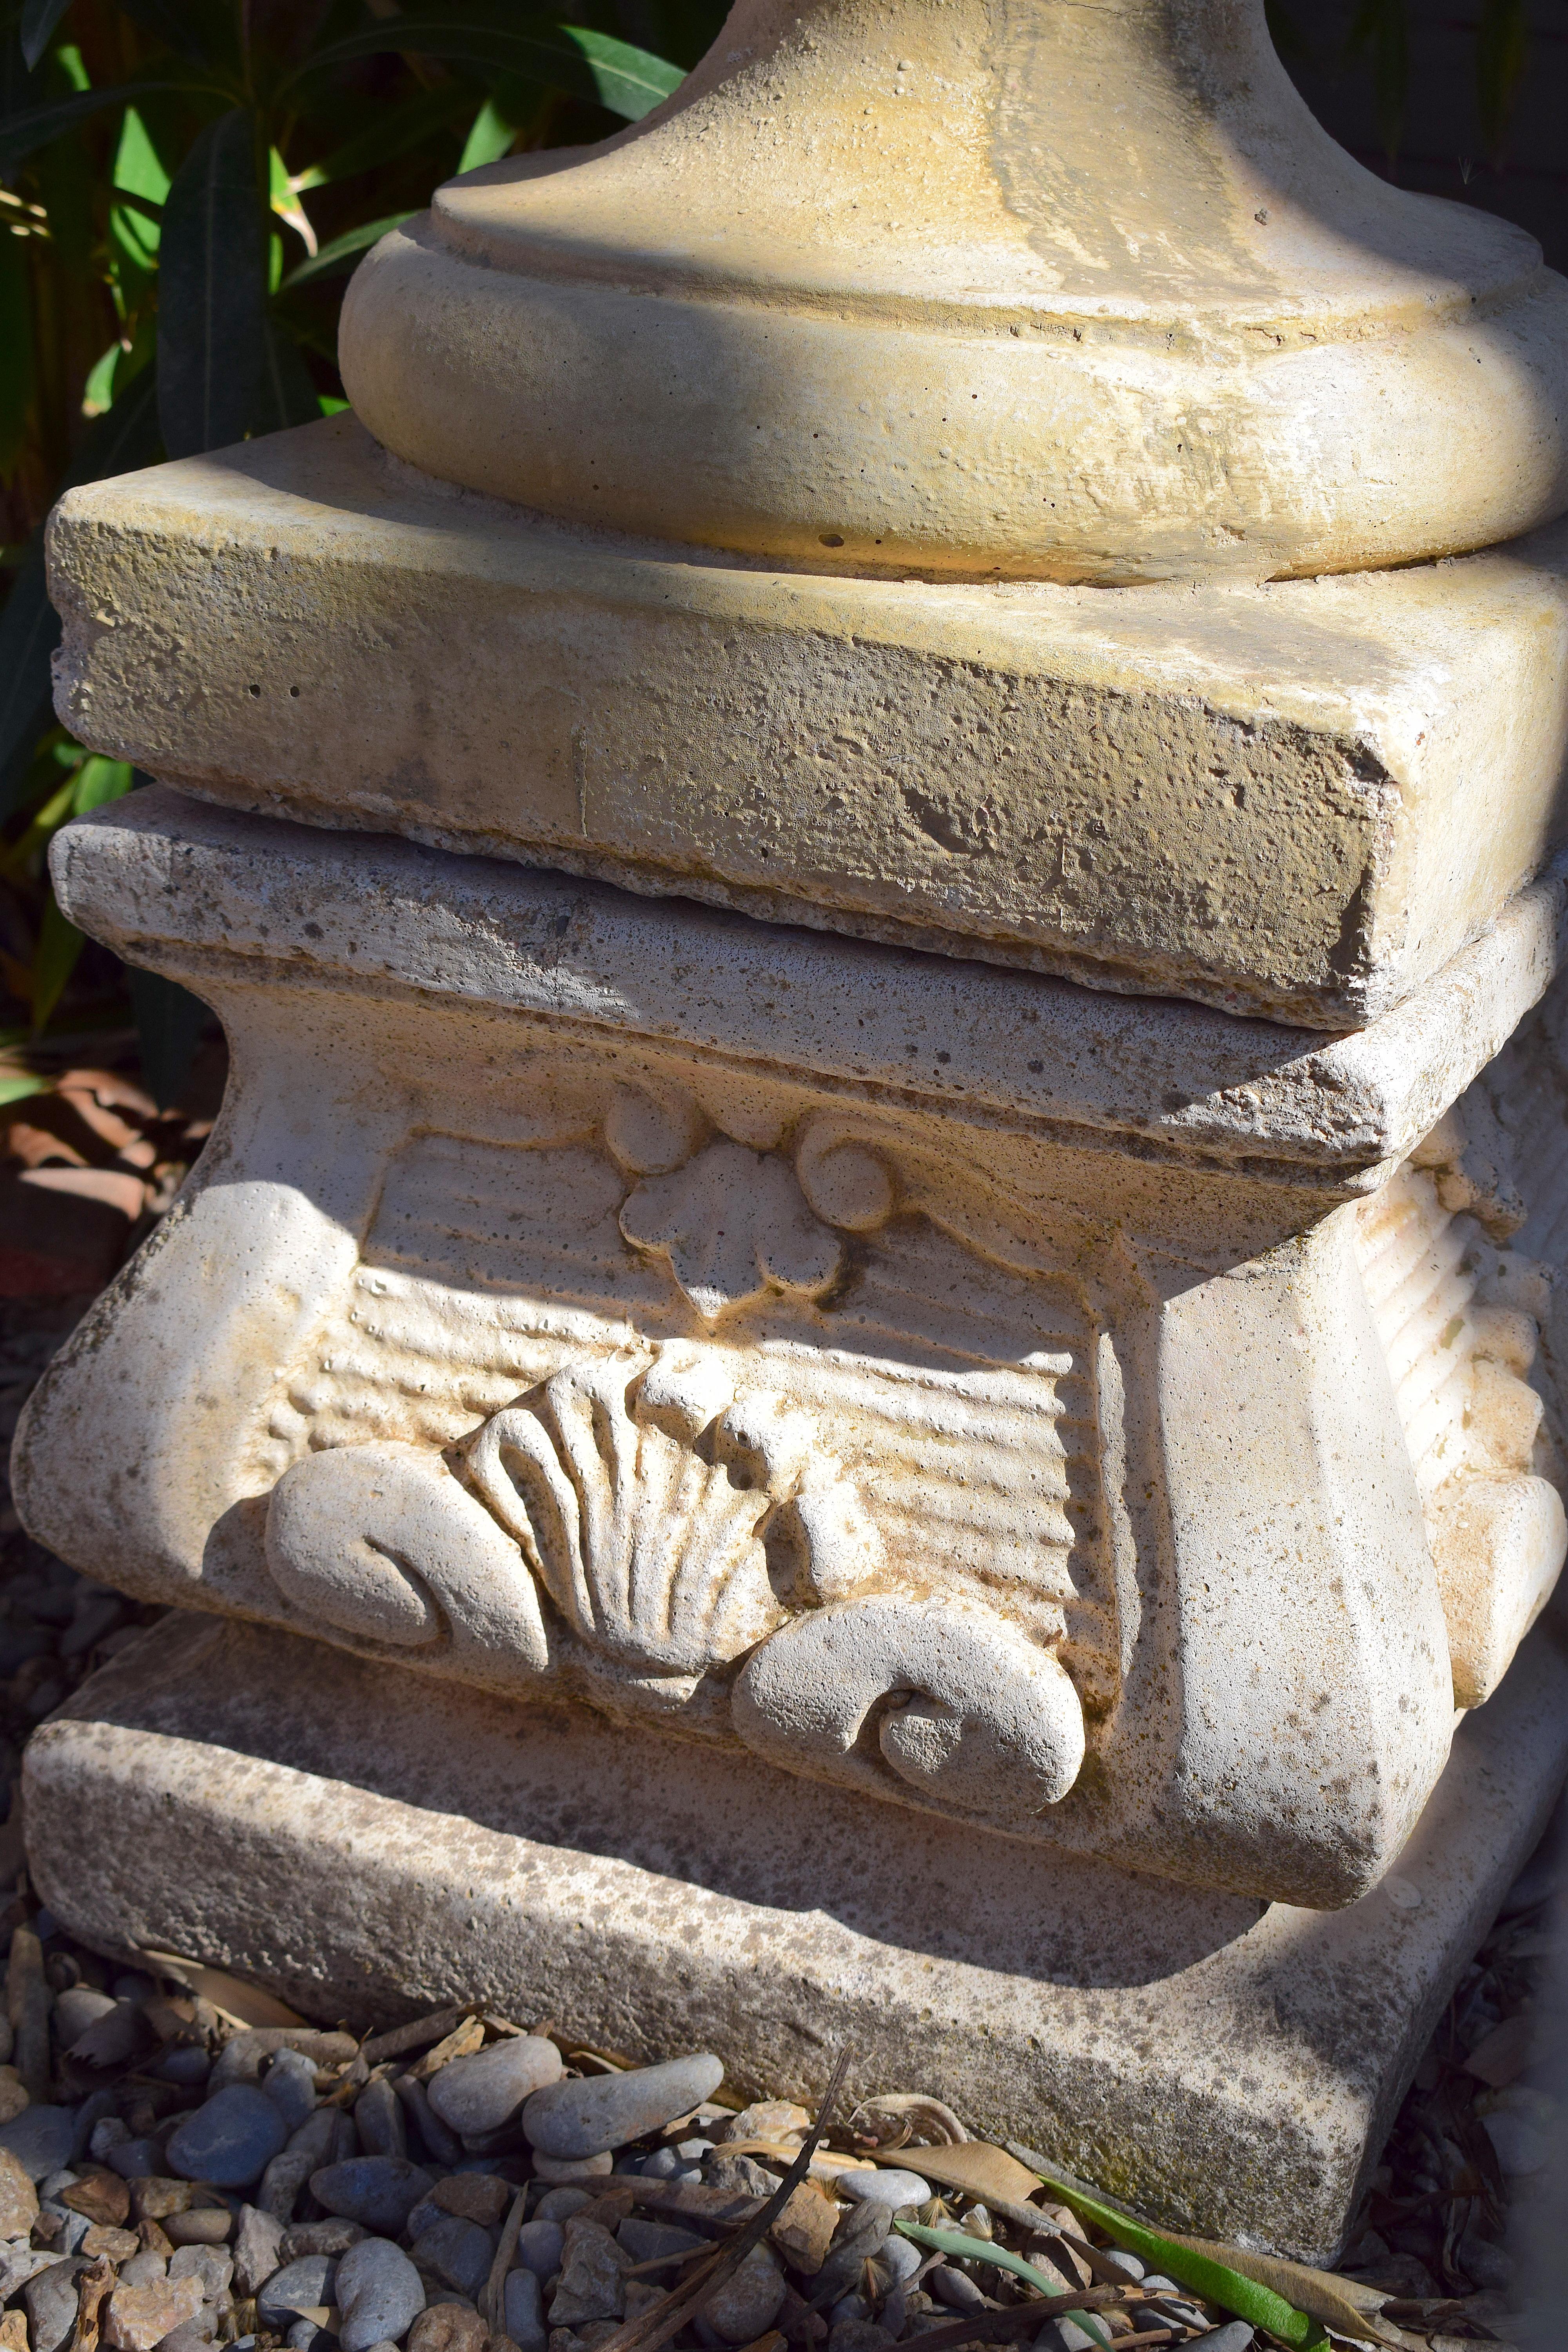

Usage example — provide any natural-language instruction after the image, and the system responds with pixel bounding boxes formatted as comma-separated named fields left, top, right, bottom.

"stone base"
left=25, top=1608, right=1568, bottom=2264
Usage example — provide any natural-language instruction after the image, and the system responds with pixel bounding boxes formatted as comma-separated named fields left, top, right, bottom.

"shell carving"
left=460, top=1348, right=885, bottom=1677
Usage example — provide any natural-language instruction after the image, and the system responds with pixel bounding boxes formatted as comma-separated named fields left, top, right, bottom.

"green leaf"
left=71, top=755, right=134, bottom=814
left=0, top=1073, right=50, bottom=1108
left=288, top=15, right=683, bottom=123
left=306, top=84, right=472, bottom=188
left=126, top=966, right=207, bottom=1108
left=19, top=0, right=73, bottom=74
left=278, top=211, right=413, bottom=292
left=459, top=93, right=520, bottom=172
left=0, top=79, right=182, bottom=178
left=0, top=367, right=162, bottom=820
left=29, top=893, right=84, bottom=1033
left=156, top=108, right=267, bottom=459
left=1001, top=2149, right=1332, bottom=2351
left=1347, top=0, right=1410, bottom=163
left=252, top=321, right=321, bottom=433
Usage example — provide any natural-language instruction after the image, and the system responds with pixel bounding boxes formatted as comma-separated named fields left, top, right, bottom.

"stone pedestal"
left=17, top=0, right=1568, bottom=2258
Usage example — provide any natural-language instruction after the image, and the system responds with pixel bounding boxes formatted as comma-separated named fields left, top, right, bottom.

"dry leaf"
left=410, top=2016, right=485, bottom=2081
left=882, top=2145, right=1042, bottom=2208
left=1164, top=2237, right=1404, bottom=2347
left=139, top=1953, right=303, bottom=2028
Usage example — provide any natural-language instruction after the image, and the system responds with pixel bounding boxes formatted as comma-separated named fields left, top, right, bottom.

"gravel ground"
left=0, top=1081, right=1561, bottom=2352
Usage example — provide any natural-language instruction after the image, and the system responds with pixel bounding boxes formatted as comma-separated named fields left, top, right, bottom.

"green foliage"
left=0, top=0, right=711, bottom=1086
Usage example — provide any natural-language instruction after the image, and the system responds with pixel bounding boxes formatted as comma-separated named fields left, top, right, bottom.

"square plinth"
left=25, top=1608, right=1568, bottom=2265
left=46, top=416, right=1568, bottom=1027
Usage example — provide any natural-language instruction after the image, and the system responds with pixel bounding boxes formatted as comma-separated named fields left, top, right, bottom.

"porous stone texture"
left=15, top=789, right=1568, bottom=1910
left=22, top=1606, right=1568, bottom=2265
left=338, top=0, right=1568, bottom=585
left=45, top=421, right=1568, bottom=1028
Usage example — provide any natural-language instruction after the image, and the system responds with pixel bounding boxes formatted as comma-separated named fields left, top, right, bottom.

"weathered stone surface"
left=44, top=425, right=1568, bottom=1029
left=426, top=2039, right=561, bottom=2138
left=524, top=2058, right=724, bottom=2158
left=310, top=2160, right=433, bottom=2236
left=24, top=1608, right=1568, bottom=2263
left=102, top=2274, right=204, bottom=2352
left=335, top=2236, right=425, bottom=2352
left=0, top=2148, right=38, bottom=2238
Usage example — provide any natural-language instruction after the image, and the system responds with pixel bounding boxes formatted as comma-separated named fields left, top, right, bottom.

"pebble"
left=120, top=2254, right=169, bottom=2287
left=262, top=2051, right=319, bottom=2136
left=533, top=2190, right=595, bottom=2225
left=547, top=2221, right=626, bottom=2327
left=704, top=2153, right=779, bottom=2198
left=929, top=2267, right=986, bottom=2312
left=816, top=2200, right=890, bottom=2305
left=408, top=2214, right=496, bottom=2301
left=426, top=2040, right=563, bottom=2141
left=698, top=2243, right=786, bottom=2344
left=354, top=2080, right=407, bottom=2162
left=156, top=2320, right=219, bottom=2352
left=283, top=2221, right=367, bottom=2261
left=1101, top=2249, right=1145, bottom=2281
left=532, top=2153, right=614, bottom=2184
left=834, top=2169, right=932, bottom=2212
left=105, top=2141, right=163, bottom=2182
left=432, top=2173, right=511, bottom=2227
left=81, top=2226, right=141, bottom=2263
left=0, top=2108, right=76, bottom=2182
left=336, top=2235, right=426, bottom=2352
left=408, top=2309, right=487, bottom=2352
left=616, top=2218, right=704, bottom=2265
left=310, top=2157, right=435, bottom=2235
left=513, top=2218, right=565, bottom=2279
left=524, top=2056, right=725, bottom=2161
left=876, top=2238, right=921, bottom=2287
left=37, top=2201, right=90, bottom=2254
left=166, top=2087, right=288, bottom=2189
left=165, top=2210, right=235, bottom=2247
left=257, top=2151, right=315, bottom=2224
left=504, top=2265, right=546, bottom=2352
left=232, top=2206, right=285, bottom=2297
left=1185, top=2330, right=1255, bottom=2352
left=0, top=2149, right=37, bottom=2238
left=167, top=2244, right=233, bottom=2301
left=25, top=2259, right=87, bottom=2352
left=53, top=1989, right=117, bottom=2043
left=102, top=2274, right=205, bottom=2352
left=1035, top=2325, right=1101, bottom=2352
left=152, top=2046, right=212, bottom=2089
left=824, top=2326, right=893, bottom=2352
left=394, top=2082, right=461, bottom=2168
left=256, top=2254, right=340, bottom=2328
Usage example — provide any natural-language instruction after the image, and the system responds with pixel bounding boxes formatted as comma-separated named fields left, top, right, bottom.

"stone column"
left=15, top=0, right=1568, bottom=2258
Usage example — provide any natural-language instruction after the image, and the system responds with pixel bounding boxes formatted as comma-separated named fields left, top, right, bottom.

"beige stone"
left=24, top=1607, right=1568, bottom=2265
left=102, top=2275, right=204, bottom=2352
left=340, top=0, right=1568, bottom=585
left=0, top=2149, right=38, bottom=2241
left=14, top=788, right=1568, bottom=1910
left=45, top=421, right=1568, bottom=1027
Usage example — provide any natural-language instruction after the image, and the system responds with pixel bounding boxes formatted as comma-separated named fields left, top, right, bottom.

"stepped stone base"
left=24, top=1607, right=1568, bottom=2264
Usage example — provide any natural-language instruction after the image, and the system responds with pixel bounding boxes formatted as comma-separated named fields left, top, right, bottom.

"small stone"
left=155, top=2319, right=220, bottom=2352
left=547, top=2223, right=626, bottom=2328
left=530, top=2156, right=613, bottom=2186
left=0, top=2312, right=25, bottom=2352
left=53, top=1991, right=117, bottom=2046
left=616, top=2219, right=704, bottom=2266
left=408, top=2307, right=488, bottom=2352
left=231, top=2206, right=284, bottom=2298
left=82, top=2224, right=142, bottom=2261
left=105, top=2145, right=163, bottom=2184
left=814, top=2206, right=889, bottom=2307
left=353, top=2081, right=406, bottom=2163
left=282, top=2221, right=367, bottom=2261
left=704, top=2154, right=779, bottom=2199
left=0, top=2112, right=76, bottom=2185
left=1100, top=2250, right=1144, bottom=2282
left=0, top=2147, right=39, bottom=2238
left=336, top=2235, right=426, bottom=2352
left=255, top=2255, right=339, bottom=2330
left=131, top=2183, right=193, bottom=2225
left=404, top=2197, right=444, bottom=2245
left=0, top=2074, right=30, bottom=2128
left=59, top=2172, right=129, bottom=2228
left=834, top=2171, right=931, bottom=2213
left=699, top=2243, right=786, bottom=2345
left=120, top=2255, right=169, bottom=2287
left=167, top=2245, right=233, bottom=2309
left=261, top=2053, right=318, bottom=2138
left=163, top=2211, right=234, bottom=2249
left=426, top=2042, right=563, bottom=2142
left=523, top=2058, right=724, bottom=2161
left=25, top=2258, right=87, bottom=2352
left=826, top=2327, right=892, bottom=2352
left=408, top=2215, right=495, bottom=2301
left=768, top=2185, right=837, bottom=2277
left=513, top=2219, right=565, bottom=2280
left=1181, top=2331, right=1255, bottom=2352
left=875, top=2239, right=921, bottom=2288
left=431, top=2175, right=511, bottom=2228
left=102, top=2274, right=205, bottom=2352
left=532, top=2192, right=594, bottom=2226
left=151, top=2047, right=211, bottom=2090
left=256, top=2153, right=313, bottom=2225
left=310, top=2158, right=434, bottom=2236
left=505, top=2264, right=547, bottom=2352
left=1034, top=2325, right=1103, bottom=2352
left=717, top=2103, right=811, bottom=2148
left=166, top=2090, right=287, bottom=2191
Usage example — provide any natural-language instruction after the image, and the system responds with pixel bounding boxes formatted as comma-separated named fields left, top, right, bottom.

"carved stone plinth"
left=19, top=0, right=1568, bottom=2252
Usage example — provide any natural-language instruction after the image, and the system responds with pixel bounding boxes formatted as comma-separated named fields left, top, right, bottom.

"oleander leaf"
left=289, top=15, right=682, bottom=123
left=19, top=0, right=73, bottom=74
left=156, top=107, right=267, bottom=458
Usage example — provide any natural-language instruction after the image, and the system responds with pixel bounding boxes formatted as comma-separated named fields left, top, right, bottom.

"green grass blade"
left=1003, top=2148, right=1330, bottom=2350
left=279, top=212, right=413, bottom=292
left=890, top=2223, right=1112, bottom=2352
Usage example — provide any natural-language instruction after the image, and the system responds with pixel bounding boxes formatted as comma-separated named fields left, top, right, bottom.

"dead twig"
left=865, top=2285, right=1125, bottom=2352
